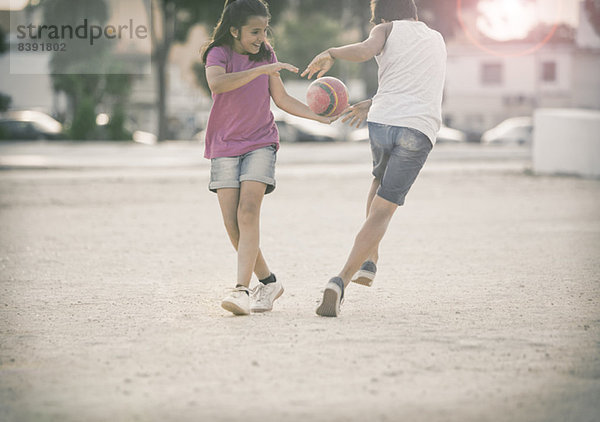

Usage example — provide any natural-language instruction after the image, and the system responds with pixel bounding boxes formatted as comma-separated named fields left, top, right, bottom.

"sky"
left=533, top=0, right=580, bottom=25
left=475, top=0, right=581, bottom=41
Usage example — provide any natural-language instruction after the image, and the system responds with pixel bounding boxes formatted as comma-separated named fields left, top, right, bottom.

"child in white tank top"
left=301, top=0, right=447, bottom=317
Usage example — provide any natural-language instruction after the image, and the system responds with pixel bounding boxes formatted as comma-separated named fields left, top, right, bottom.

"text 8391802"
left=17, top=43, right=67, bottom=52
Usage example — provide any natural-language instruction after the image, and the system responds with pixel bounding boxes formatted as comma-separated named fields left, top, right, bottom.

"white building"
left=443, top=1, right=600, bottom=139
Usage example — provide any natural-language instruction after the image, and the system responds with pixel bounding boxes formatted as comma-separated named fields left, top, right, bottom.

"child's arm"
left=206, top=62, right=299, bottom=94
left=269, top=74, right=332, bottom=124
left=301, top=23, right=391, bottom=79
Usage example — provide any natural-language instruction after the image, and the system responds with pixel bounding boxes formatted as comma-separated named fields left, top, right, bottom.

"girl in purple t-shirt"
left=201, top=0, right=332, bottom=316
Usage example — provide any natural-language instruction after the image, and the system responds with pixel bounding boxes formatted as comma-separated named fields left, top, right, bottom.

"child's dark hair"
left=201, top=0, right=272, bottom=64
left=370, top=0, right=417, bottom=24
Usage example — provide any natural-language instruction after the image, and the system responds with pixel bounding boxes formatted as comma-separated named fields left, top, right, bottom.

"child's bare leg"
left=365, top=178, right=381, bottom=264
left=339, top=195, right=398, bottom=287
left=217, top=187, right=270, bottom=283
left=235, top=181, right=268, bottom=287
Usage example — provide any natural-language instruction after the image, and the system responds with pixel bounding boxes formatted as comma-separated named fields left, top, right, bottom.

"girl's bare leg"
left=235, top=181, right=269, bottom=287
left=216, top=185, right=270, bottom=286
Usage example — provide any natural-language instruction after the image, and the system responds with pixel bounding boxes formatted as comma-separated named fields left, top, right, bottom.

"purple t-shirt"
left=204, top=45, right=279, bottom=159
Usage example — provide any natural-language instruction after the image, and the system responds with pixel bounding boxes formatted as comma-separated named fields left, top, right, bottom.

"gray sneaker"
left=250, top=280, right=284, bottom=313
left=316, top=277, right=344, bottom=317
left=351, top=260, right=377, bottom=286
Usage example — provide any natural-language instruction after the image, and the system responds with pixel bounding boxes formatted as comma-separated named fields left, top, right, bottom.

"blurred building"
left=443, top=1, right=600, bottom=140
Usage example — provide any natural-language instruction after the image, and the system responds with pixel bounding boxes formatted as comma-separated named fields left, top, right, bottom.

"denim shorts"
left=368, top=122, right=432, bottom=206
left=209, top=144, right=277, bottom=194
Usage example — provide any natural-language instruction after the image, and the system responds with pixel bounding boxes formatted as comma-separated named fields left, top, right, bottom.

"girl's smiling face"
left=230, top=15, right=269, bottom=55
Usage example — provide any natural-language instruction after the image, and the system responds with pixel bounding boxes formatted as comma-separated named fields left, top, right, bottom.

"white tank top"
left=368, top=20, right=447, bottom=144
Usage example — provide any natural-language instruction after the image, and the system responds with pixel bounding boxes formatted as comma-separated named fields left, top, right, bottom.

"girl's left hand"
left=264, top=62, right=299, bottom=77
left=315, top=114, right=338, bottom=125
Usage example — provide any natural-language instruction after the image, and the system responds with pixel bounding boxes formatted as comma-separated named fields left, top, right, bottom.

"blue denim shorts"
left=368, top=122, right=432, bottom=206
left=209, top=144, right=277, bottom=194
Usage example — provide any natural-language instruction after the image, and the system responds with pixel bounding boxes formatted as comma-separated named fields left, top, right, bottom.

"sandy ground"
left=0, top=143, right=599, bottom=421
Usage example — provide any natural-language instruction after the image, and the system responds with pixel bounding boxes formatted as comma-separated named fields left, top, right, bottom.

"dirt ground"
left=0, top=143, right=599, bottom=421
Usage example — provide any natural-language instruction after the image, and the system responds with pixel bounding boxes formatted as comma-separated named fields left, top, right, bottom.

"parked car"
left=275, top=114, right=340, bottom=142
left=437, top=125, right=467, bottom=143
left=0, top=110, right=65, bottom=140
left=348, top=124, right=467, bottom=143
left=481, top=116, right=533, bottom=145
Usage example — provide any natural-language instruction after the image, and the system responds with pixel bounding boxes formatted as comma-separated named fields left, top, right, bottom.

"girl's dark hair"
left=202, top=0, right=272, bottom=64
left=370, top=0, right=417, bottom=24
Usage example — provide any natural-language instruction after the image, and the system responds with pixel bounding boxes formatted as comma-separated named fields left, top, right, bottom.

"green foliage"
left=0, top=27, right=10, bottom=114
left=274, top=14, right=343, bottom=79
left=32, top=0, right=135, bottom=140
left=167, top=0, right=288, bottom=41
left=105, top=75, right=134, bottom=141
left=52, top=74, right=102, bottom=106
left=104, top=74, right=133, bottom=99
left=0, top=26, right=7, bottom=55
left=0, top=94, right=12, bottom=112
left=0, top=24, right=11, bottom=112
left=167, top=0, right=226, bottom=42
left=44, top=0, right=110, bottom=73
left=292, top=0, right=367, bottom=22
left=69, top=96, right=96, bottom=140
left=106, top=104, right=131, bottom=141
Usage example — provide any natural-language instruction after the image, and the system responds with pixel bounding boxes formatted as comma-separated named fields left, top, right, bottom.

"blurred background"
left=0, top=0, right=599, bottom=148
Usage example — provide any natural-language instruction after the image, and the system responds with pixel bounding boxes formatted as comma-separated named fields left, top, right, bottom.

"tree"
left=0, top=26, right=11, bottom=113
left=150, top=0, right=217, bottom=141
left=274, top=14, right=343, bottom=78
left=31, top=0, right=135, bottom=140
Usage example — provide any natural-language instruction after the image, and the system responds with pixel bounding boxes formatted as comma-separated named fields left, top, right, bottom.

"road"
left=0, top=139, right=530, bottom=168
left=0, top=141, right=598, bottom=422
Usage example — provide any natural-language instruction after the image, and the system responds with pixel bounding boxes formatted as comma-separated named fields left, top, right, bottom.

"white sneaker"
left=221, top=286, right=251, bottom=315
left=250, top=281, right=284, bottom=313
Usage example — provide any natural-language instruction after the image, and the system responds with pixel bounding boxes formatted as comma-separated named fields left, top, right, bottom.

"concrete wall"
left=533, top=108, right=600, bottom=178
left=572, top=52, right=600, bottom=109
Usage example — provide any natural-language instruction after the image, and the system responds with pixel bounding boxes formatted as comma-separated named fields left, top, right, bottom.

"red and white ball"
left=306, top=76, right=349, bottom=118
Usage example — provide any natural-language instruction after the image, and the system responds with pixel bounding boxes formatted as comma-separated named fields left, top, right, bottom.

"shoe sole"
left=316, top=284, right=341, bottom=317
left=221, top=300, right=250, bottom=316
left=250, top=286, right=284, bottom=313
left=351, top=270, right=375, bottom=287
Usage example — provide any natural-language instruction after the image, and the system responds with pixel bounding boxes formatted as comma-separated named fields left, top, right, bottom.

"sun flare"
left=476, top=0, right=538, bottom=41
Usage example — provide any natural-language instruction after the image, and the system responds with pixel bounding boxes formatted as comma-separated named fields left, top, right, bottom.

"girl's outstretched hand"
left=315, top=114, right=336, bottom=125
left=340, top=99, right=372, bottom=128
left=301, top=50, right=334, bottom=79
left=264, top=62, right=299, bottom=76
